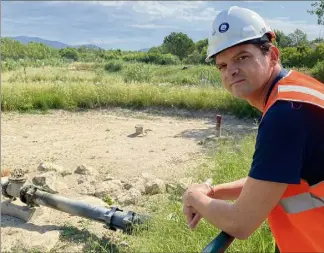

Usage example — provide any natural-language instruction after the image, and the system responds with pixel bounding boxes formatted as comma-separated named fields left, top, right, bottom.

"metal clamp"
left=104, top=206, right=122, bottom=231
left=20, top=185, right=39, bottom=207
left=1, top=180, right=12, bottom=199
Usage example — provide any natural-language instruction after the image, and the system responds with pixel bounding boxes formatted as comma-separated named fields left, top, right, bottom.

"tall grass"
left=1, top=66, right=260, bottom=118
left=126, top=134, right=275, bottom=253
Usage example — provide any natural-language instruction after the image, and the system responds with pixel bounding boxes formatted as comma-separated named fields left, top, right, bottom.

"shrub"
left=121, top=52, right=180, bottom=65
left=104, top=61, right=123, bottom=72
left=311, top=61, right=324, bottom=83
left=184, top=50, right=204, bottom=65
left=122, top=63, right=153, bottom=83
left=59, top=48, right=79, bottom=61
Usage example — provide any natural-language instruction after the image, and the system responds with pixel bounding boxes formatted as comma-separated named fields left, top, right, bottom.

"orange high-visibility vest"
left=262, top=70, right=324, bottom=252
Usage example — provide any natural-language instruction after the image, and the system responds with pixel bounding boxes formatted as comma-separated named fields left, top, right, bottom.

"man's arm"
left=184, top=101, right=308, bottom=237
left=186, top=177, right=287, bottom=239
left=211, top=177, right=247, bottom=200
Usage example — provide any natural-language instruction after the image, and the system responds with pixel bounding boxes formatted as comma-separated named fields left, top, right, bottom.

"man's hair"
left=212, top=33, right=277, bottom=60
left=256, top=41, right=272, bottom=55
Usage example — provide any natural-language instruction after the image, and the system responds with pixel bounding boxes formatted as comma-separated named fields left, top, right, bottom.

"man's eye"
left=238, top=56, right=248, bottom=60
left=218, top=65, right=226, bottom=70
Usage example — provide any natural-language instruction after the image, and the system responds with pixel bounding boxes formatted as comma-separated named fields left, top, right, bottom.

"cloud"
left=129, top=24, right=179, bottom=29
left=276, top=17, right=290, bottom=21
left=131, top=1, right=207, bottom=20
left=92, top=1, right=126, bottom=7
left=185, top=7, right=220, bottom=21
left=266, top=18, right=321, bottom=39
left=76, top=38, right=127, bottom=45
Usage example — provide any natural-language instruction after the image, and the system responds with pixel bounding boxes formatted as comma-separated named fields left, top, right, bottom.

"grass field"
left=1, top=62, right=261, bottom=118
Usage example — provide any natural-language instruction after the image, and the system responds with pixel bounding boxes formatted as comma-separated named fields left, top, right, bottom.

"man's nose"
left=228, top=67, right=239, bottom=77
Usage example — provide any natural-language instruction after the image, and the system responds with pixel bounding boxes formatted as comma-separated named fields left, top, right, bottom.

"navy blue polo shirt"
left=248, top=69, right=324, bottom=186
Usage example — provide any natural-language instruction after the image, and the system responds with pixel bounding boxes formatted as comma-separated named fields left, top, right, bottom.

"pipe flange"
left=104, top=206, right=123, bottom=230
left=20, top=184, right=39, bottom=207
left=9, top=168, right=27, bottom=183
left=1, top=180, right=12, bottom=199
left=123, top=211, right=137, bottom=234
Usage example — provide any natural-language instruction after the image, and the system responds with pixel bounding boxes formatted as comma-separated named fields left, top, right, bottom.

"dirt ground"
left=1, top=107, right=257, bottom=252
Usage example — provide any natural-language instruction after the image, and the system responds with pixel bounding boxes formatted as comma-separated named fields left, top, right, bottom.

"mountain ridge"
left=8, top=36, right=149, bottom=51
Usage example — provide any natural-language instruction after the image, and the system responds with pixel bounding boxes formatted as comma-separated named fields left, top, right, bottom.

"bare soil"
left=1, top=107, right=257, bottom=252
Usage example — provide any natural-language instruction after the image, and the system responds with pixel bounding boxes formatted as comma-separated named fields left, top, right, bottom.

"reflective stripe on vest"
left=279, top=180, right=324, bottom=214
left=280, top=193, right=324, bottom=214
left=277, top=84, right=324, bottom=109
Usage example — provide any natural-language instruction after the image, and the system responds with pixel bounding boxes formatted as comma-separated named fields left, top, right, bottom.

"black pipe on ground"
left=1, top=175, right=150, bottom=235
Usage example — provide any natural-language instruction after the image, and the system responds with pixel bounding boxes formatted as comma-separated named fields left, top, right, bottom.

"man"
left=182, top=6, right=324, bottom=253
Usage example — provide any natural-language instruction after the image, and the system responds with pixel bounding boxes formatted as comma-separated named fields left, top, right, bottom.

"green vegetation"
left=312, top=60, right=324, bottom=81
left=2, top=25, right=323, bottom=118
left=308, top=0, right=324, bottom=25
left=1, top=64, right=259, bottom=118
left=125, top=135, right=275, bottom=253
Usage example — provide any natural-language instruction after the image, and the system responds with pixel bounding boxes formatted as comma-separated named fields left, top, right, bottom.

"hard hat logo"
left=218, top=23, right=230, bottom=33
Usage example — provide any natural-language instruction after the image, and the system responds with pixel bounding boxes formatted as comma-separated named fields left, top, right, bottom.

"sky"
left=2, top=1, right=323, bottom=50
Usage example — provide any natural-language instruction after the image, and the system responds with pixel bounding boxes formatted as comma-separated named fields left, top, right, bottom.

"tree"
left=287, top=29, right=309, bottom=47
left=312, top=37, right=324, bottom=43
left=162, top=32, right=195, bottom=60
left=308, top=0, right=324, bottom=25
left=185, top=50, right=203, bottom=64
left=26, top=42, right=59, bottom=59
left=195, top=38, right=208, bottom=53
left=273, top=29, right=293, bottom=48
left=1, top=38, right=27, bottom=60
left=148, top=46, right=163, bottom=54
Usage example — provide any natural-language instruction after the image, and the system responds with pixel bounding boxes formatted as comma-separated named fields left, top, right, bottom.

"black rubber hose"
left=31, top=189, right=148, bottom=232
left=201, top=231, right=234, bottom=253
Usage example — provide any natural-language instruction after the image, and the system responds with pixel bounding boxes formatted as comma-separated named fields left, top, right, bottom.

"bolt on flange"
left=8, top=168, right=27, bottom=183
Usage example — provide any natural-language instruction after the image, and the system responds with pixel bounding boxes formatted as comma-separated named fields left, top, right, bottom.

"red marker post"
left=216, top=115, right=222, bottom=137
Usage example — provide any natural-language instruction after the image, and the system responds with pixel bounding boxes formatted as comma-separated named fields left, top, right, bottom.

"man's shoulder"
left=261, top=100, right=306, bottom=124
left=282, top=69, right=324, bottom=86
left=260, top=99, right=323, bottom=137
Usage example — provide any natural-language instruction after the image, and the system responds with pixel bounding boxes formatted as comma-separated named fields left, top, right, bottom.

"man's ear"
left=270, top=45, right=280, bottom=66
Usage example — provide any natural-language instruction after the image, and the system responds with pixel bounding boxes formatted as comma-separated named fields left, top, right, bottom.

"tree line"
left=1, top=1, right=323, bottom=69
left=2, top=29, right=323, bottom=67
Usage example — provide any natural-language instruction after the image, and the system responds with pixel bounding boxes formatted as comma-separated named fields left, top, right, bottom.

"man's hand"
left=183, top=205, right=198, bottom=226
left=186, top=183, right=214, bottom=197
left=182, top=183, right=214, bottom=229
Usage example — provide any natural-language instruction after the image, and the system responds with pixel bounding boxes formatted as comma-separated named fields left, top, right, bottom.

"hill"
left=10, top=36, right=102, bottom=50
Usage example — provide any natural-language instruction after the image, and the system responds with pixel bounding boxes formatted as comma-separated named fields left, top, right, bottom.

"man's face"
left=215, top=44, right=273, bottom=99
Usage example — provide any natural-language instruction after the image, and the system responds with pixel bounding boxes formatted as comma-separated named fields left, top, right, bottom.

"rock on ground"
left=37, top=162, right=65, bottom=174
left=32, top=171, right=68, bottom=194
left=74, top=164, right=96, bottom=176
left=144, top=178, right=166, bottom=195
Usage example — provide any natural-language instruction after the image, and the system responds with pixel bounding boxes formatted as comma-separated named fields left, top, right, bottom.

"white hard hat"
left=205, top=6, right=275, bottom=62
